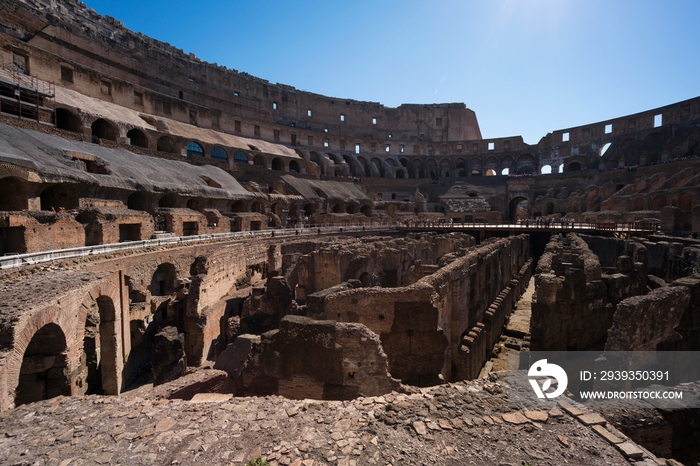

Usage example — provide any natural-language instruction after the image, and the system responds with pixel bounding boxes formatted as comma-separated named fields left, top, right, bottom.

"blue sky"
left=82, top=0, right=700, bottom=144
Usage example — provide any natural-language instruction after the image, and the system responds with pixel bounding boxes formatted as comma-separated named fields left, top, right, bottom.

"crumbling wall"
left=214, top=315, right=400, bottom=400
left=307, top=235, right=529, bottom=385
left=531, top=234, right=612, bottom=350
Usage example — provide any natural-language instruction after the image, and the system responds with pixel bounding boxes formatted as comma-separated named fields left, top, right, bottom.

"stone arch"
left=357, top=156, right=371, bottom=177
left=413, top=159, right=425, bottom=178
left=361, top=205, right=372, bottom=217
left=151, top=263, right=177, bottom=296
left=211, top=146, right=228, bottom=161
left=395, top=169, right=406, bottom=179
left=251, top=200, right=266, bottom=213
left=341, top=154, right=358, bottom=177
left=289, top=160, right=300, bottom=173
left=233, top=150, right=248, bottom=164
left=439, top=158, right=452, bottom=177
left=425, top=159, right=437, bottom=180
left=95, top=296, right=118, bottom=394
left=230, top=200, right=248, bottom=212
left=501, top=155, right=515, bottom=172
left=158, top=193, right=177, bottom=208
left=186, top=141, right=204, bottom=157
left=55, top=108, right=81, bottom=133
left=371, top=158, right=385, bottom=177
left=271, top=158, right=284, bottom=171
left=332, top=203, right=344, bottom=213
left=485, top=169, right=496, bottom=176
left=567, top=162, right=581, bottom=171
left=157, top=136, right=178, bottom=154
left=127, top=192, right=147, bottom=211
left=40, top=184, right=78, bottom=211
left=641, top=133, right=662, bottom=165
left=541, top=165, right=552, bottom=175
left=484, top=156, right=498, bottom=171
left=544, top=202, right=554, bottom=215
left=309, top=151, right=325, bottom=175
left=15, top=323, right=70, bottom=406
left=127, top=128, right=149, bottom=148
left=186, top=197, right=204, bottom=211
left=253, top=155, right=267, bottom=168
left=399, top=158, right=416, bottom=179
left=0, top=176, right=28, bottom=210
left=469, top=157, right=482, bottom=175
left=346, top=204, right=359, bottom=214
left=632, top=197, right=645, bottom=211
left=678, top=191, right=693, bottom=211
left=508, top=196, right=528, bottom=221
left=91, top=118, right=118, bottom=141
left=620, top=138, right=638, bottom=166
left=302, top=203, right=315, bottom=216
left=652, top=195, right=667, bottom=211
left=455, top=158, right=467, bottom=177
left=517, top=154, right=536, bottom=173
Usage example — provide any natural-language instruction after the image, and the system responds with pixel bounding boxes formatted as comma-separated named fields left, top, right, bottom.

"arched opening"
left=426, top=159, right=437, bottom=180
left=230, top=200, right=247, bottom=212
left=303, top=203, right=315, bottom=216
left=371, top=158, right=385, bottom=177
left=210, top=146, right=227, bottom=161
left=456, top=158, right=467, bottom=177
left=157, top=136, right=178, bottom=154
left=600, top=142, right=612, bottom=157
left=271, top=158, right=284, bottom=171
left=558, top=163, right=564, bottom=173
left=361, top=205, right=372, bottom=217
left=186, top=197, right=204, bottom=211
left=186, top=141, right=204, bottom=157
left=289, top=160, right=300, bottom=173
left=678, top=192, right=693, bottom=211
left=620, top=138, right=638, bottom=166
left=16, top=323, right=70, bottom=406
left=540, top=165, right=552, bottom=175
left=91, top=118, right=118, bottom=142
left=545, top=202, right=555, bottom=215
left=158, top=193, right=177, bottom=208
left=127, top=192, right=147, bottom=211
left=96, top=296, right=118, bottom=394
left=642, top=133, right=662, bottom=165
left=567, top=162, right=580, bottom=172
left=359, top=272, right=371, bottom=287
left=253, top=155, right=266, bottom=168
left=471, top=169, right=481, bottom=176
left=509, top=197, right=529, bottom=221
left=652, top=195, right=667, bottom=211
left=233, top=150, right=248, bottom=164
left=127, top=128, right=149, bottom=148
left=399, top=158, right=415, bottom=179
left=413, top=160, right=425, bottom=178
left=357, top=156, right=371, bottom=177
left=395, top=169, right=405, bottom=179
left=501, top=168, right=510, bottom=175
left=251, top=200, right=265, bottom=213
left=341, top=155, right=357, bottom=177
left=332, top=204, right=344, bottom=213
left=309, top=152, right=325, bottom=175
left=0, top=176, right=28, bottom=210
left=40, top=184, right=78, bottom=211
left=151, top=263, right=177, bottom=296
left=346, top=204, right=359, bottom=214
left=485, top=169, right=496, bottom=176
left=516, top=166, right=534, bottom=175
left=55, top=108, right=81, bottom=133
left=439, top=158, right=452, bottom=177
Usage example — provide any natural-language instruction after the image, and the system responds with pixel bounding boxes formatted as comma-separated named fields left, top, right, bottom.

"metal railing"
left=401, top=221, right=661, bottom=232
left=0, top=224, right=394, bottom=270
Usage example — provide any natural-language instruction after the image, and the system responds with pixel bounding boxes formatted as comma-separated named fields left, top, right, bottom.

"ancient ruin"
left=1, top=0, right=700, bottom=464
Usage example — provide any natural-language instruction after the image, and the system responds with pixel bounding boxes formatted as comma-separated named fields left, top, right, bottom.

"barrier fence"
left=0, top=224, right=394, bottom=270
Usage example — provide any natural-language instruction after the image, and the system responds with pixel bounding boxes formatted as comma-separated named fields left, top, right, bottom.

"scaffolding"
left=0, top=51, right=55, bottom=125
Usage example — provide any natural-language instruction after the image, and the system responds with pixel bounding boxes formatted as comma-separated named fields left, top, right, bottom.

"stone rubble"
left=0, top=376, right=648, bottom=466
